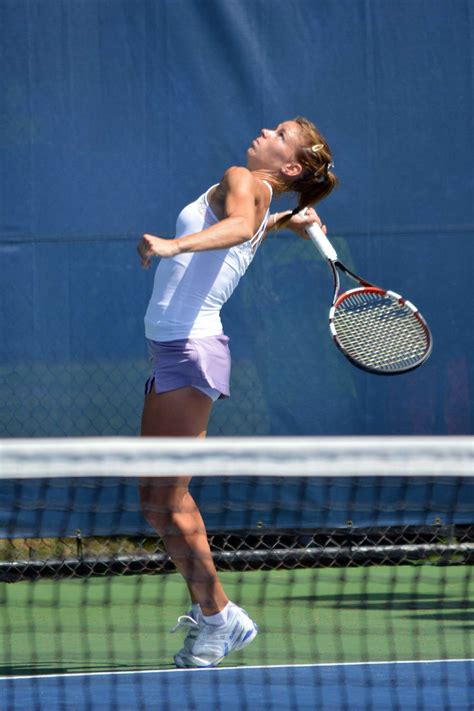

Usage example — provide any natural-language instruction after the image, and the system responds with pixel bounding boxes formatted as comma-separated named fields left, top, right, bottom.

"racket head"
left=329, top=287, right=433, bottom=375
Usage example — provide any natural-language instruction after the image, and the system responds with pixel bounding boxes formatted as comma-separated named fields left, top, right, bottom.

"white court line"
left=1, top=658, right=473, bottom=682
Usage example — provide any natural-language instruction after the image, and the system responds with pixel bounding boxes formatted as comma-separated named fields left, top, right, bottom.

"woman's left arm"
left=263, top=207, right=327, bottom=240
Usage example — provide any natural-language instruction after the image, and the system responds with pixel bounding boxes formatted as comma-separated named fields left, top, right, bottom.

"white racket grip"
left=305, top=222, right=338, bottom=262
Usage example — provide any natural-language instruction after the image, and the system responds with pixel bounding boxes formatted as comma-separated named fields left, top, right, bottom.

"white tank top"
left=144, top=181, right=273, bottom=341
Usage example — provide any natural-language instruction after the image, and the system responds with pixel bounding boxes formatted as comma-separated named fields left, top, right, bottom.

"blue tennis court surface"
left=1, top=660, right=472, bottom=710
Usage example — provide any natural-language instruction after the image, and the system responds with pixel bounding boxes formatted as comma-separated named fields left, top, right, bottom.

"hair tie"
left=314, top=161, right=335, bottom=182
left=311, top=144, right=324, bottom=154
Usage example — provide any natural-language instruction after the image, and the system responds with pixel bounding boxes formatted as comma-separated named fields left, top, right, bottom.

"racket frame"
left=329, top=284, right=433, bottom=375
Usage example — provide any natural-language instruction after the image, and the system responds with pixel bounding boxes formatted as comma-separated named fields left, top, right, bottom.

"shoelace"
left=170, top=614, right=199, bottom=635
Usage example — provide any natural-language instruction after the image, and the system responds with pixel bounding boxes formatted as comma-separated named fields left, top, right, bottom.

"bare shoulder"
left=222, top=166, right=269, bottom=203
left=222, top=166, right=254, bottom=189
left=212, top=167, right=270, bottom=225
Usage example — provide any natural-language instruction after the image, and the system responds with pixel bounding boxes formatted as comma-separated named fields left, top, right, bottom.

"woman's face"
left=246, top=120, right=303, bottom=176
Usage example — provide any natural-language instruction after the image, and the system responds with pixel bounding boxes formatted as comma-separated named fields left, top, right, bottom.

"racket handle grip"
left=305, top=222, right=338, bottom=262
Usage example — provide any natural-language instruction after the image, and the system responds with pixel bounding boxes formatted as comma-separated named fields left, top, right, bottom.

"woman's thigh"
left=140, top=385, right=213, bottom=437
left=139, top=386, right=213, bottom=512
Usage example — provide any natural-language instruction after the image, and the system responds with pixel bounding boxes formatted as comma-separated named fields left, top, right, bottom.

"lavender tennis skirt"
left=145, top=334, right=231, bottom=399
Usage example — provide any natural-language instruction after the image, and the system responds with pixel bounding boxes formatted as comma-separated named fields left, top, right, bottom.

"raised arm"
left=137, top=167, right=262, bottom=267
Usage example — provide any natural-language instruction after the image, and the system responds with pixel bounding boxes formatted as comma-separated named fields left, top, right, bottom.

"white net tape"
left=1, top=436, right=472, bottom=478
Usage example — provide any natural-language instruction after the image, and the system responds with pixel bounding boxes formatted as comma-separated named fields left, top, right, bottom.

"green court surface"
left=1, top=565, right=472, bottom=676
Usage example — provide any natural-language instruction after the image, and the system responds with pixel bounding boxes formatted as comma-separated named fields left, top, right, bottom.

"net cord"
left=0, top=436, right=472, bottom=478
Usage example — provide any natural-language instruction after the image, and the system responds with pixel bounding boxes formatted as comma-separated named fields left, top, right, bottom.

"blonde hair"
left=274, top=116, right=338, bottom=229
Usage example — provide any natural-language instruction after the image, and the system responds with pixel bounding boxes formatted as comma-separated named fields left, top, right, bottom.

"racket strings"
left=333, top=292, right=430, bottom=372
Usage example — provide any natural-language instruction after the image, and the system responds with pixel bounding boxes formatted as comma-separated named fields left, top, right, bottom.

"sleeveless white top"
left=144, top=181, right=272, bottom=341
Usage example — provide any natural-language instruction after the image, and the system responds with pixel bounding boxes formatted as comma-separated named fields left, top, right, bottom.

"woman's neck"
left=250, top=170, right=284, bottom=195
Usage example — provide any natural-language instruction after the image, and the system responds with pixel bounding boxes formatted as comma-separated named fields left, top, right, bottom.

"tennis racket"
left=305, top=220, right=433, bottom=375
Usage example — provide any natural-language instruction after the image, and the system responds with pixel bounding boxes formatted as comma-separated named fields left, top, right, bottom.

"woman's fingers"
left=137, top=234, right=154, bottom=268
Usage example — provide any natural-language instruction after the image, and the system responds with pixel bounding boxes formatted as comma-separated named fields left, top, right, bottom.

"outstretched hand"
left=285, top=207, right=327, bottom=240
left=137, top=234, right=180, bottom=268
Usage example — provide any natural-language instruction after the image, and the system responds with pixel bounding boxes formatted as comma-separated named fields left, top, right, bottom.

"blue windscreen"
left=1, top=0, right=472, bottom=533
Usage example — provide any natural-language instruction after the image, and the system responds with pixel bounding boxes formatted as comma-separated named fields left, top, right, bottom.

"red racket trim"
left=334, top=286, right=386, bottom=306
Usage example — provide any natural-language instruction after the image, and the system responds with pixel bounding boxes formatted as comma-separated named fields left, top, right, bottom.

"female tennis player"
left=137, top=117, right=337, bottom=668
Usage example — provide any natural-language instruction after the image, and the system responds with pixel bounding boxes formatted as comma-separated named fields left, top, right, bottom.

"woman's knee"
left=139, top=488, right=172, bottom=533
left=142, top=506, right=204, bottom=539
left=142, top=508, right=173, bottom=536
left=139, top=479, right=194, bottom=534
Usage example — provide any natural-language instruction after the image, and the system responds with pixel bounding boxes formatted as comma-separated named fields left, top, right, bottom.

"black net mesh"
left=0, top=437, right=472, bottom=708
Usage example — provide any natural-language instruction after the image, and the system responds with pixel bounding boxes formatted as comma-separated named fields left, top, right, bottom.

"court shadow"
left=0, top=662, right=176, bottom=676
left=278, top=592, right=473, bottom=622
left=411, top=611, right=474, bottom=622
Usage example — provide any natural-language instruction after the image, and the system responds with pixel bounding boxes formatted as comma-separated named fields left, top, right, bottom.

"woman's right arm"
left=137, top=167, right=261, bottom=268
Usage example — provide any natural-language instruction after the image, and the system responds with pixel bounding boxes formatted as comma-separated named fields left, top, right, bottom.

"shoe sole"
left=174, top=622, right=258, bottom=668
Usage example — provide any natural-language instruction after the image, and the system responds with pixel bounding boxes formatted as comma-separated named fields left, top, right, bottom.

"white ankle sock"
left=203, top=601, right=233, bottom=626
left=191, top=603, right=201, bottom=619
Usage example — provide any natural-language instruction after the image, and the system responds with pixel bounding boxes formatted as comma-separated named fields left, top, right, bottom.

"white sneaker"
left=173, top=604, right=258, bottom=668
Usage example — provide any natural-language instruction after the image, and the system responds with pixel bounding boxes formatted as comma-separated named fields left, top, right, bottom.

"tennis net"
left=0, top=436, right=473, bottom=710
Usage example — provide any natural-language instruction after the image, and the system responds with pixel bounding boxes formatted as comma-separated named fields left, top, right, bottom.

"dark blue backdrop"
left=1, top=0, right=472, bottom=535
